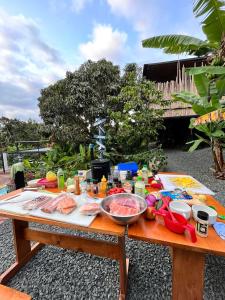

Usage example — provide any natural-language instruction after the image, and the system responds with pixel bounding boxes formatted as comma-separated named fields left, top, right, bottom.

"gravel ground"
left=0, top=147, right=225, bottom=300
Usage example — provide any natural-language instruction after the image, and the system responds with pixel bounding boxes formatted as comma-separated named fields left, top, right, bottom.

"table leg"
left=0, top=220, right=43, bottom=284
left=172, top=247, right=205, bottom=300
left=118, top=236, right=129, bottom=300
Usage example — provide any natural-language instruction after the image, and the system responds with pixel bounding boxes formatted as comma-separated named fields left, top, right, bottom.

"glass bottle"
left=135, top=176, right=145, bottom=198
left=142, top=164, right=148, bottom=184
left=196, top=211, right=209, bottom=237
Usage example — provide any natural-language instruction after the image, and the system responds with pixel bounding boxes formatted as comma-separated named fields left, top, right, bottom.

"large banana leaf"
left=188, top=66, right=225, bottom=75
left=193, top=0, right=225, bottom=43
left=142, top=34, right=214, bottom=55
left=172, top=91, right=219, bottom=114
left=193, top=73, right=210, bottom=97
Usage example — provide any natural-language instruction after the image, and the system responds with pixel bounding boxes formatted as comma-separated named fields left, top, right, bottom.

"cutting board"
left=158, top=174, right=215, bottom=195
left=0, top=191, right=101, bottom=227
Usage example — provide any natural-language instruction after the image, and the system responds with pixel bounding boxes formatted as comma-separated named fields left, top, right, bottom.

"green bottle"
left=57, top=168, right=65, bottom=190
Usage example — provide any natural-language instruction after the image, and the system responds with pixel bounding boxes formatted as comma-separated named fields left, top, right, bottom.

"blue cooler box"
left=117, top=162, right=138, bottom=176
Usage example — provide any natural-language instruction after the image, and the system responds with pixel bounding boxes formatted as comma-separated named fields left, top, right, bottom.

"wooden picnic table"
left=0, top=188, right=129, bottom=300
left=128, top=183, right=225, bottom=300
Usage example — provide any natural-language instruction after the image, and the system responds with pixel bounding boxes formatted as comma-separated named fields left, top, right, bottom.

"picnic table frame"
left=0, top=189, right=129, bottom=300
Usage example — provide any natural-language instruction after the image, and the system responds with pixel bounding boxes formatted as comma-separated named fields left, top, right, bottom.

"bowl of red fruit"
left=100, top=193, right=147, bottom=225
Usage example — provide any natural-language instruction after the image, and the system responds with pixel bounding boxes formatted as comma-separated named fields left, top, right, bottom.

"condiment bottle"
left=100, top=175, right=107, bottom=195
left=92, top=179, right=99, bottom=195
left=57, top=168, right=65, bottom=190
left=196, top=211, right=209, bottom=237
left=74, top=172, right=81, bottom=195
left=86, top=179, right=91, bottom=193
left=142, top=164, right=148, bottom=184
left=135, top=176, right=145, bottom=198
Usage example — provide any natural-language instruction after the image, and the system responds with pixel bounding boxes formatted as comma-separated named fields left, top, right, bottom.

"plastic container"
left=117, top=162, right=138, bottom=176
left=37, top=178, right=57, bottom=188
left=120, top=170, right=127, bottom=182
left=135, top=176, right=145, bottom=198
left=196, top=210, right=209, bottom=237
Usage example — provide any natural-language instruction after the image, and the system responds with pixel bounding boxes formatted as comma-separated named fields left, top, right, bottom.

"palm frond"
left=142, top=34, right=214, bottom=56
left=193, top=0, right=225, bottom=43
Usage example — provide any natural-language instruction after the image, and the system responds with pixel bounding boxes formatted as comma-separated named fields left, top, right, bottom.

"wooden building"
left=143, top=57, right=206, bottom=146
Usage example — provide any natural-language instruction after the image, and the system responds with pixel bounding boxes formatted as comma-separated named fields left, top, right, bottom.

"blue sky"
left=0, top=0, right=204, bottom=120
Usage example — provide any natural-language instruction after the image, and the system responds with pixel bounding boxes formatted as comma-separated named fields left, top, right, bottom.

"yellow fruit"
left=46, top=171, right=57, bottom=182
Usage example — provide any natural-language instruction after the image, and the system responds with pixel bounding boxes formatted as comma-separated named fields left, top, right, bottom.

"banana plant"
left=142, top=0, right=225, bottom=63
left=173, top=66, right=225, bottom=178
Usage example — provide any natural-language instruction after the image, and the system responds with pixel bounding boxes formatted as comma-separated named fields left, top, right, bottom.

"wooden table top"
left=128, top=193, right=225, bottom=256
left=0, top=189, right=125, bottom=237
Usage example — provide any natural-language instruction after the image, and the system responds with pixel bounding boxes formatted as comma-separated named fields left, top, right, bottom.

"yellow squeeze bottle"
left=100, top=175, right=107, bottom=195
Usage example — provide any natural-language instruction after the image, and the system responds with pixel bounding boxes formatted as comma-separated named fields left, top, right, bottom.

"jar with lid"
left=196, top=210, right=209, bottom=237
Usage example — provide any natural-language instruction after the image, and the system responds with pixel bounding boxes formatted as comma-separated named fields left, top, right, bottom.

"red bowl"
left=37, top=178, right=57, bottom=188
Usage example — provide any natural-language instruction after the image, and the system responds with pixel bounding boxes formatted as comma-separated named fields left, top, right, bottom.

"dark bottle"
left=126, top=171, right=132, bottom=181
left=92, top=180, right=99, bottom=195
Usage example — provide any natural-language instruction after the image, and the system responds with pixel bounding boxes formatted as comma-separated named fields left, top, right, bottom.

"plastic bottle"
left=196, top=211, right=209, bottom=237
left=57, top=168, right=65, bottom=190
left=142, top=164, right=148, bottom=184
left=135, top=176, right=145, bottom=198
left=113, top=166, right=120, bottom=181
left=74, top=171, right=81, bottom=195
left=100, top=175, right=107, bottom=195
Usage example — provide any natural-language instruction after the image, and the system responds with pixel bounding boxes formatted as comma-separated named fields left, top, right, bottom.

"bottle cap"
left=137, top=176, right=143, bottom=181
left=197, top=210, right=209, bottom=221
left=101, top=175, right=107, bottom=182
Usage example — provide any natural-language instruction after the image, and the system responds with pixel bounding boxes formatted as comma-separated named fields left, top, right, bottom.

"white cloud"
left=107, top=0, right=154, bottom=38
left=70, top=0, right=92, bottom=13
left=106, top=0, right=205, bottom=64
left=79, top=24, right=128, bottom=63
left=0, top=8, right=68, bottom=121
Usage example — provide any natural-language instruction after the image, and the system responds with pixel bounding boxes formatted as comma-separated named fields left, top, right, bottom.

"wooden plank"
left=23, top=228, right=122, bottom=260
left=118, top=236, right=129, bottom=300
left=0, top=284, right=31, bottom=300
left=0, top=243, right=43, bottom=284
left=172, top=248, right=205, bottom=300
left=13, top=220, right=31, bottom=261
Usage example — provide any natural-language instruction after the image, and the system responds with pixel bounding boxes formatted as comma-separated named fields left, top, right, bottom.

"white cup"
left=169, top=201, right=191, bottom=219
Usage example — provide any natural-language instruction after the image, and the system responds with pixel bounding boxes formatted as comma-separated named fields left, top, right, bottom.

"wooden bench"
left=0, top=284, right=31, bottom=300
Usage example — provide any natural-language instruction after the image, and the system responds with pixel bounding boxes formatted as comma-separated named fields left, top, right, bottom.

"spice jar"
left=196, top=210, right=209, bottom=237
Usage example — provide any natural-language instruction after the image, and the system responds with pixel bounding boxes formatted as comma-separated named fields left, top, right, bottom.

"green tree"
left=106, top=64, right=167, bottom=168
left=0, top=117, right=45, bottom=150
left=38, top=59, right=121, bottom=147
left=142, top=0, right=225, bottom=64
